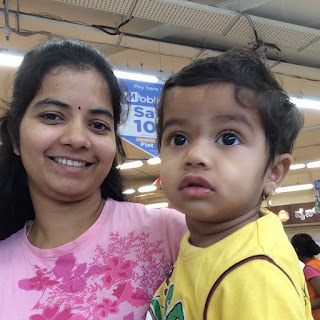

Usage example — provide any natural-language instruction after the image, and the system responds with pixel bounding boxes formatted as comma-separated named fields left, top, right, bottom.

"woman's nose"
left=59, top=122, right=91, bottom=149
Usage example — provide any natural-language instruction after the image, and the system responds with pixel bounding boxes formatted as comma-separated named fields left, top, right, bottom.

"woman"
left=0, top=39, right=186, bottom=319
left=292, top=233, right=320, bottom=320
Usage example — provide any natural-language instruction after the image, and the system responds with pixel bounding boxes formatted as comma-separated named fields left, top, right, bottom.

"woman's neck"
left=27, top=191, right=105, bottom=249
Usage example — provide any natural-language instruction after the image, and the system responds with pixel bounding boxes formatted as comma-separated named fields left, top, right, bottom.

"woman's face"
left=14, top=67, right=117, bottom=202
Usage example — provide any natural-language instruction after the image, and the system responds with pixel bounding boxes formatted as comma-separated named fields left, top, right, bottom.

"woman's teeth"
left=53, top=157, right=87, bottom=167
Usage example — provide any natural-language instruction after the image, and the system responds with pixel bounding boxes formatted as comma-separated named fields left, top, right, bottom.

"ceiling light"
left=275, top=184, right=313, bottom=193
left=117, top=160, right=143, bottom=170
left=113, top=70, right=158, bottom=83
left=0, top=51, right=159, bottom=83
left=307, top=161, right=320, bottom=169
left=138, top=185, right=157, bottom=193
left=146, top=202, right=169, bottom=209
left=0, top=52, right=24, bottom=67
left=290, top=97, right=320, bottom=111
left=147, top=157, right=161, bottom=165
left=290, top=163, right=306, bottom=170
left=123, top=189, right=135, bottom=195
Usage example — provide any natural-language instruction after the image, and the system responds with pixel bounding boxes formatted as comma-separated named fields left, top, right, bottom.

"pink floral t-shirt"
left=0, top=199, right=186, bottom=320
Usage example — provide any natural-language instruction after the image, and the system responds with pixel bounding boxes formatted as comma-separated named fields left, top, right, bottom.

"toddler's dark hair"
left=157, top=48, right=303, bottom=167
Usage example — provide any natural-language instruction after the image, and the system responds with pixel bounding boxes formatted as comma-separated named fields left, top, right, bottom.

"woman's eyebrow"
left=32, top=98, right=114, bottom=120
left=89, top=108, right=114, bottom=120
left=33, top=98, right=70, bottom=109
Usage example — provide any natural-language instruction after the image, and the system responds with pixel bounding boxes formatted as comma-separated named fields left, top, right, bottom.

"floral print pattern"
left=18, top=232, right=172, bottom=319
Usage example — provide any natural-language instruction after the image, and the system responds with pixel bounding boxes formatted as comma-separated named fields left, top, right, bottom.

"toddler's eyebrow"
left=162, top=118, right=186, bottom=132
left=163, top=114, right=253, bottom=132
left=33, top=98, right=114, bottom=120
left=215, top=114, right=253, bottom=131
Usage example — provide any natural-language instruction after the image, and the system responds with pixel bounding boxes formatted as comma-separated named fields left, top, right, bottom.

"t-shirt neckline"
left=19, top=198, right=115, bottom=259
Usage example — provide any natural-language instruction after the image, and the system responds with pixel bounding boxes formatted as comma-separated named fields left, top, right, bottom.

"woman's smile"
left=16, top=68, right=117, bottom=201
left=51, top=157, right=90, bottom=168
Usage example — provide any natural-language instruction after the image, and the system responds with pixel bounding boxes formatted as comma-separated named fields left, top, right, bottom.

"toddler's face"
left=159, top=83, right=272, bottom=232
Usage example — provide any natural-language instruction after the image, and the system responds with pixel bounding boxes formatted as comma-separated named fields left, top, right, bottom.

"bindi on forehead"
left=194, top=127, right=202, bottom=138
left=78, top=106, right=81, bottom=110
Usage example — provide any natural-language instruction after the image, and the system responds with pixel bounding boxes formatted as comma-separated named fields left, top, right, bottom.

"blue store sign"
left=119, top=79, right=163, bottom=157
left=315, top=179, right=320, bottom=196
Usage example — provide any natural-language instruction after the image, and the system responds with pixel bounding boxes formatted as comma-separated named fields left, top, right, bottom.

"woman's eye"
left=41, top=113, right=62, bottom=122
left=217, top=132, right=240, bottom=146
left=170, top=134, right=188, bottom=146
left=90, top=121, right=109, bottom=132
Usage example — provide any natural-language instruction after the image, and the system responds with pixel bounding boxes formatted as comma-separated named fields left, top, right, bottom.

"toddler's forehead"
left=163, top=83, right=258, bottom=111
left=161, top=84, right=264, bottom=137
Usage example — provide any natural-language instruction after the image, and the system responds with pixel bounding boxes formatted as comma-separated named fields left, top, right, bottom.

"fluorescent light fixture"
left=290, top=97, right=320, bottom=111
left=0, top=50, right=160, bottom=82
left=0, top=52, right=24, bottom=67
left=307, top=161, right=320, bottom=168
left=137, top=185, right=157, bottom=193
left=114, top=70, right=158, bottom=83
left=117, top=160, right=143, bottom=170
left=147, top=157, right=161, bottom=165
left=290, top=163, right=306, bottom=170
left=123, top=189, right=135, bottom=195
left=146, top=202, right=169, bottom=209
left=275, top=184, right=313, bottom=193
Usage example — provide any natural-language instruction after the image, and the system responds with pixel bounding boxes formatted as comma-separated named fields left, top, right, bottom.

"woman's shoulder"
left=110, top=199, right=185, bottom=221
left=107, top=199, right=187, bottom=235
left=0, top=228, right=23, bottom=259
left=107, top=200, right=187, bottom=258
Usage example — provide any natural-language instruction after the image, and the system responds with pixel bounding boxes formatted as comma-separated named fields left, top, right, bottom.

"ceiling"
left=0, top=0, right=320, bottom=207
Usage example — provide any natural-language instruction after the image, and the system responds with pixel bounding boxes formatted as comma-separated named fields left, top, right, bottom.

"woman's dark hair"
left=157, top=48, right=303, bottom=168
left=0, top=38, right=126, bottom=240
left=291, top=233, right=320, bottom=259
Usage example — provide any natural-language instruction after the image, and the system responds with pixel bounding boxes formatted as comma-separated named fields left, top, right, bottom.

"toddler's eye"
left=170, top=134, right=188, bottom=146
left=217, top=132, right=240, bottom=146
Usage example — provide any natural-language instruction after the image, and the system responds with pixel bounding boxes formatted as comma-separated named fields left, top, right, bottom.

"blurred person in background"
left=292, top=233, right=320, bottom=320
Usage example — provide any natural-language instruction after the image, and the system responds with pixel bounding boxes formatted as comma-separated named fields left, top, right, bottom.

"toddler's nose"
left=184, top=141, right=210, bottom=169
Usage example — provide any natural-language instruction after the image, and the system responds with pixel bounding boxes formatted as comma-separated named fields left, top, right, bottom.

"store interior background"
left=0, top=0, right=320, bottom=242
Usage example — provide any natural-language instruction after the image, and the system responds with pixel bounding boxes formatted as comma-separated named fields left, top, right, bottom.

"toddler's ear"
left=263, top=154, right=292, bottom=196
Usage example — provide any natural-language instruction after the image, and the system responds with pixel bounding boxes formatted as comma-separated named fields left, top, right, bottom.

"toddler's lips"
left=178, top=175, right=214, bottom=197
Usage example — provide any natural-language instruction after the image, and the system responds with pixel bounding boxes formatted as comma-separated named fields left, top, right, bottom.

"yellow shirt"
left=147, top=209, right=312, bottom=319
